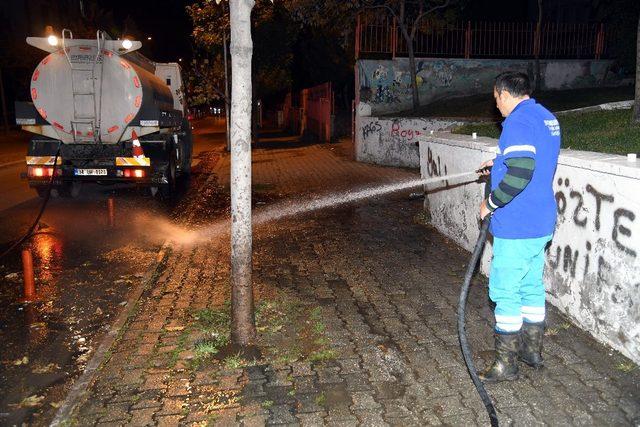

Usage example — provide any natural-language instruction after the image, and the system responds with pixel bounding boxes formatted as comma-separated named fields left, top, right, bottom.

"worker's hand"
left=480, top=198, right=492, bottom=220
left=477, top=159, right=494, bottom=176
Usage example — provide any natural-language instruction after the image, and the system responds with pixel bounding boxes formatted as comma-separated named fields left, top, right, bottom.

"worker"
left=477, top=71, right=561, bottom=382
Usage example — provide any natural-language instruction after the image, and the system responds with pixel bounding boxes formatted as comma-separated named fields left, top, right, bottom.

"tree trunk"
left=634, top=14, right=640, bottom=123
left=0, top=67, right=9, bottom=134
left=406, top=37, right=419, bottom=111
left=534, top=0, right=543, bottom=92
left=223, top=31, right=231, bottom=152
left=229, top=0, right=256, bottom=346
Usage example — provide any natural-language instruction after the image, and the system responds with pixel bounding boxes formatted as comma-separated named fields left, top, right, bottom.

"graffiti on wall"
left=361, top=120, right=382, bottom=140
left=548, top=176, right=638, bottom=288
left=357, top=118, right=460, bottom=168
left=424, top=146, right=448, bottom=178
left=360, top=118, right=443, bottom=144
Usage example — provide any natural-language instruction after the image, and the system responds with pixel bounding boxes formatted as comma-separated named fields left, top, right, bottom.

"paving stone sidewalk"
left=73, top=138, right=640, bottom=426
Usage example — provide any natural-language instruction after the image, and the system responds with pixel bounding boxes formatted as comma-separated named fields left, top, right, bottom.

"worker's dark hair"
left=494, top=72, right=531, bottom=97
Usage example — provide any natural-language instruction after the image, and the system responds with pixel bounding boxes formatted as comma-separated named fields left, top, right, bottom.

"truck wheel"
left=36, top=186, right=63, bottom=198
left=181, top=119, right=193, bottom=176
left=36, top=187, right=51, bottom=198
left=58, top=182, right=81, bottom=198
left=159, top=156, right=177, bottom=199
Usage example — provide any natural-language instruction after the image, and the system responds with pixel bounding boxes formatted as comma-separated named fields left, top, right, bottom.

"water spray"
left=141, top=170, right=482, bottom=246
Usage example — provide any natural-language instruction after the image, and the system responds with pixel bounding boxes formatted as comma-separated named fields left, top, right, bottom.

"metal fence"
left=279, top=82, right=334, bottom=142
left=356, top=14, right=607, bottom=60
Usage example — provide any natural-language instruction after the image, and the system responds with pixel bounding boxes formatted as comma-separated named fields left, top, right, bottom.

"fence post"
left=392, top=17, right=397, bottom=58
left=595, top=23, right=604, bottom=60
left=533, top=22, right=541, bottom=58
left=355, top=13, right=361, bottom=59
left=465, top=21, right=471, bottom=59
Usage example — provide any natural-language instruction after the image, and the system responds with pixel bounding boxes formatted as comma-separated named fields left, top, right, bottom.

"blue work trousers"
left=489, top=235, right=552, bottom=333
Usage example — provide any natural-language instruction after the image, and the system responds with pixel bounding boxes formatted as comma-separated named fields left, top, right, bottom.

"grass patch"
left=223, top=352, right=247, bottom=370
left=454, top=109, right=640, bottom=155
left=195, top=339, right=224, bottom=359
left=168, top=329, right=191, bottom=368
left=315, top=392, right=326, bottom=407
left=616, top=361, right=636, bottom=373
left=189, top=306, right=231, bottom=365
left=261, top=400, right=274, bottom=409
left=308, top=348, right=337, bottom=363
left=193, top=305, right=230, bottom=334
left=255, top=293, right=336, bottom=368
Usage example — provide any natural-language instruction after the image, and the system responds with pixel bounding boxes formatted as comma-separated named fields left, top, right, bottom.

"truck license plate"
left=74, top=168, right=107, bottom=176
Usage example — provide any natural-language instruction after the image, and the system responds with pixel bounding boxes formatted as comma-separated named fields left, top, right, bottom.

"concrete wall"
left=355, top=109, right=462, bottom=168
left=419, top=133, right=640, bottom=365
left=358, top=58, right=616, bottom=116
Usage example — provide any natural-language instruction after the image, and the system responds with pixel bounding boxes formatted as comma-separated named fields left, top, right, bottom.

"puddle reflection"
left=32, top=232, right=63, bottom=283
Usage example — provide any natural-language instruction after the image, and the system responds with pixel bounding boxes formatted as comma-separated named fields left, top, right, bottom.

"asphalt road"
left=0, top=116, right=227, bottom=426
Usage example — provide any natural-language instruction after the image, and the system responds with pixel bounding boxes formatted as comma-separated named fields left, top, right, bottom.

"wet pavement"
left=0, top=118, right=227, bottom=426
left=58, top=132, right=640, bottom=426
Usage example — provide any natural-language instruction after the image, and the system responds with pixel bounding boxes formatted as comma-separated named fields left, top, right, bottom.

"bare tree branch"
left=359, top=3, right=397, bottom=18
left=411, top=0, right=451, bottom=39
left=210, top=85, right=231, bottom=105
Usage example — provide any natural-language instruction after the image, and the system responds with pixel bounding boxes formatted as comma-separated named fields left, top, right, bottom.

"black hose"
left=0, top=142, right=62, bottom=260
left=457, top=216, right=499, bottom=427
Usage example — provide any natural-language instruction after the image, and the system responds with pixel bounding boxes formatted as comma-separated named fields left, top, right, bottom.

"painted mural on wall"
left=418, top=137, right=640, bottom=364
left=358, top=58, right=614, bottom=116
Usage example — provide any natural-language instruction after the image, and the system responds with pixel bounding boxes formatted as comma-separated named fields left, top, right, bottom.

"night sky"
left=99, top=0, right=193, bottom=63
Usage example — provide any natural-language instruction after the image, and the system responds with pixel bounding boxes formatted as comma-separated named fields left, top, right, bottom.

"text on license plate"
left=74, top=168, right=107, bottom=176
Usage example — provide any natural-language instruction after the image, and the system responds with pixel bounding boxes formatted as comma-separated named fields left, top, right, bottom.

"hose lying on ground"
left=457, top=216, right=499, bottom=427
left=0, top=142, right=62, bottom=260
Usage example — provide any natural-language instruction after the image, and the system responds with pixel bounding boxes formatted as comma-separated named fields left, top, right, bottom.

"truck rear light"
left=28, top=166, right=60, bottom=178
left=123, top=168, right=145, bottom=178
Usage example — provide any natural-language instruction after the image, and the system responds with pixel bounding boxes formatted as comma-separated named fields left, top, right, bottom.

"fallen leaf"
left=13, top=356, right=29, bottom=366
left=49, top=401, right=62, bottom=409
left=32, top=363, right=59, bottom=374
left=4, top=272, right=19, bottom=281
left=165, top=326, right=185, bottom=332
left=20, top=395, right=44, bottom=407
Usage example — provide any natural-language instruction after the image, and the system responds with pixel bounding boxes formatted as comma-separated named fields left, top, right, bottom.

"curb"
left=50, top=240, right=172, bottom=427
left=555, top=99, right=634, bottom=115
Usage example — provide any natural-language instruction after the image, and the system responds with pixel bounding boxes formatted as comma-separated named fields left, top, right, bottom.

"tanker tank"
left=15, top=30, right=192, bottom=199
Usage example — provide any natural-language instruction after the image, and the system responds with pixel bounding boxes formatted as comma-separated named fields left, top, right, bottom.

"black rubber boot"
left=479, top=332, right=520, bottom=383
left=519, top=321, right=545, bottom=369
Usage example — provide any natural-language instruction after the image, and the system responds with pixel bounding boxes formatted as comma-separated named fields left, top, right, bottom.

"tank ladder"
left=62, top=29, right=104, bottom=143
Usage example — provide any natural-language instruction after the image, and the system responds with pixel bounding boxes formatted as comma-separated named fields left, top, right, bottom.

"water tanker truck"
left=14, top=30, right=192, bottom=198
